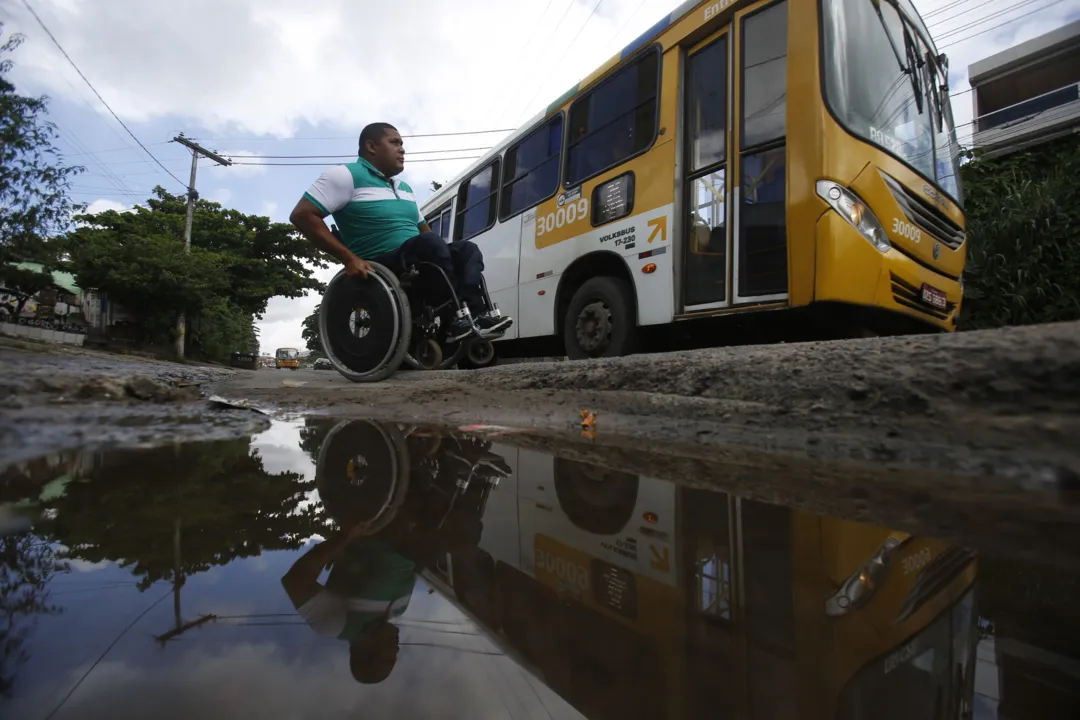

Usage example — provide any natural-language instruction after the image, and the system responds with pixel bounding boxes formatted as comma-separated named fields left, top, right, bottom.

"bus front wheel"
left=563, top=276, right=638, bottom=360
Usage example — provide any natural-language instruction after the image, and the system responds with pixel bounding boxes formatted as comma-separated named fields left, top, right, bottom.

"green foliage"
left=0, top=534, right=66, bottom=697
left=0, top=26, right=83, bottom=271
left=301, top=302, right=322, bottom=354
left=0, top=265, right=52, bottom=314
left=41, top=438, right=332, bottom=591
left=67, top=217, right=229, bottom=315
left=960, top=136, right=1080, bottom=329
left=129, top=187, right=329, bottom=316
left=65, top=187, right=329, bottom=360
left=196, top=297, right=259, bottom=359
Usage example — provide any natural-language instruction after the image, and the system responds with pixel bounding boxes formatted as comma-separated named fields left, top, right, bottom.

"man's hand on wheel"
left=344, top=256, right=373, bottom=280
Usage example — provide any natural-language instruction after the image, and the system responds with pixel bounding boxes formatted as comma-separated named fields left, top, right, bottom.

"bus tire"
left=563, top=276, right=638, bottom=360
left=553, top=457, right=638, bottom=535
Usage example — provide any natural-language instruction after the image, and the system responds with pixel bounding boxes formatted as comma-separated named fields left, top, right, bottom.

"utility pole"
left=171, top=135, right=232, bottom=359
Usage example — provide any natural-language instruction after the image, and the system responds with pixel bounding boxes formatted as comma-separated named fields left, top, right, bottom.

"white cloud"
left=260, top=200, right=280, bottom=221
left=83, top=198, right=133, bottom=215
left=4, top=0, right=676, bottom=138
left=207, top=187, right=232, bottom=204
left=210, top=149, right=267, bottom=178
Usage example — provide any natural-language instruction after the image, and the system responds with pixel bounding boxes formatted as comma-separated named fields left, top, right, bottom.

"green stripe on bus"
left=545, top=84, right=580, bottom=116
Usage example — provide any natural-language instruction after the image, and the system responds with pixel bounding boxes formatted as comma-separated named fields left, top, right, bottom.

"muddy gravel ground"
left=3, top=322, right=1079, bottom=568
left=0, top=339, right=268, bottom=464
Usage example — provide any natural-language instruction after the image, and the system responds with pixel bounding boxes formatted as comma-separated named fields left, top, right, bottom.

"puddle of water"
left=0, top=419, right=1076, bottom=719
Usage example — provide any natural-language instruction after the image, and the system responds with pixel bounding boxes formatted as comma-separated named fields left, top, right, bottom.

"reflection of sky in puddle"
left=249, top=419, right=321, bottom=517
left=250, top=420, right=314, bottom=480
left=3, top=546, right=576, bottom=720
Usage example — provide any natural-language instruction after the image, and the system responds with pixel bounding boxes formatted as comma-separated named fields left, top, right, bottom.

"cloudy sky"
left=2, top=0, right=1078, bottom=353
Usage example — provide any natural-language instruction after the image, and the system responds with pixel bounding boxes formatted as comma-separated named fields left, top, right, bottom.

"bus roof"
left=420, top=0, right=706, bottom=213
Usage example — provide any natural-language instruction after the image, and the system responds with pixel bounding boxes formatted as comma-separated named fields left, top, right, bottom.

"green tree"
left=301, top=302, right=322, bottom=354
left=0, top=534, right=66, bottom=697
left=0, top=265, right=52, bottom=317
left=64, top=220, right=230, bottom=344
left=41, top=438, right=332, bottom=591
left=0, top=26, right=83, bottom=306
left=64, top=187, right=330, bottom=358
left=960, top=136, right=1080, bottom=329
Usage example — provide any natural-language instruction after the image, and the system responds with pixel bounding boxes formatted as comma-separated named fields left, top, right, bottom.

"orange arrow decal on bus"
left=649, top=544, right=670, bottom=573
left=647, top=216, right=667, bottom=243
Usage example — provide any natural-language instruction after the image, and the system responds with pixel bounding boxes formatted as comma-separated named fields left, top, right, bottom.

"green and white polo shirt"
left=297, top=538, right=417, bottom=643
left=303, top=157, right=427, bottom=259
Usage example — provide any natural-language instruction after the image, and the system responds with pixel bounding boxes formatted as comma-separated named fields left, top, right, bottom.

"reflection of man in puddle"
left=286, top=419, right=507, bottom=684
left=281, top=525, right=416, bottom=684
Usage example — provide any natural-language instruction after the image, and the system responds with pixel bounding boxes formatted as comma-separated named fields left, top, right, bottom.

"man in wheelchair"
left=289, top=122, right=512, bottom=343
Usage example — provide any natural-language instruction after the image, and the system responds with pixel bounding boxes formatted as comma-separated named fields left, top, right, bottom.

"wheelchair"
left=318, top=249, right=499, bottom=383
left=315, top=419, right=505, bottom=553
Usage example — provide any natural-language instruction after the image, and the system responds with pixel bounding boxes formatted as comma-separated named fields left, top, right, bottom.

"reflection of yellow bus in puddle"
left=426, top=444, right=979, bottom=719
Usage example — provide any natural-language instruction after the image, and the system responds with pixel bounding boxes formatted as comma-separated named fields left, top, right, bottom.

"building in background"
left=968, top=19, right=1080, bottom=158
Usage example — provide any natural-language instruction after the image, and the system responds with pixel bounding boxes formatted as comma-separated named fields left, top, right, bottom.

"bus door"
left=680, top=0, right=790, bottom=314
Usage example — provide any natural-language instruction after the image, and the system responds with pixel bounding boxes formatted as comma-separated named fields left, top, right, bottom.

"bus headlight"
left=825, top=536, right=902, bottom=617
left=816, top=180, right=890, bottom=253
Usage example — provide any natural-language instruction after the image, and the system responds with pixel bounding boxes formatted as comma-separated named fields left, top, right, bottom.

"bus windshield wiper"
left=902, top=24, right=924, bottom=114
left=870, top=0, right=925, bottom=115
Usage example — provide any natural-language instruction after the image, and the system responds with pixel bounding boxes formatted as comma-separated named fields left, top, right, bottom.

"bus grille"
left=882, top=174, right=966, bottom=250
left=890, top=273, right=956, bottom=320
left=894, top=546, right=976, bottom=624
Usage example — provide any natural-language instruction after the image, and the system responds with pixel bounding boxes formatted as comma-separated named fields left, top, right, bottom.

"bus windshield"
left=275, top=348, right=299, bottom=360
left=821, top=0, right=963, bottom=206
left=835, top=588, right=977, bottom=719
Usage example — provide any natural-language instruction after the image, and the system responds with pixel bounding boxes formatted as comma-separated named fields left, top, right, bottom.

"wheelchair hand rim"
left=315, top=419, right=411, bottom=535
left=319, top=264, right=411, bottom=382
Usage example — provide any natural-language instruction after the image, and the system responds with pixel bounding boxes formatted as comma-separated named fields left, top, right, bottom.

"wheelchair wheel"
left=316, top=419, right=410, bottom=534
left=405, top=338, right=465, bottom=370
left=319, top=263, right=411, bottom=383
left=412, top=338, right=444, bottom=370
left=465, top=338, right=495, bottom=367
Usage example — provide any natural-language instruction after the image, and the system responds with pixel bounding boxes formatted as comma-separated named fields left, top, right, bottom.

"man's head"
left=349, top=619, right=401, bottom=684
left=358, top=123, right=405, bottom=178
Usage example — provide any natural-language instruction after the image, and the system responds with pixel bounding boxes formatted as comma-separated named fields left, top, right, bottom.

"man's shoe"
left=475, top=311, right=513, bottom=337
left=447, top=315, right=479, bottom=343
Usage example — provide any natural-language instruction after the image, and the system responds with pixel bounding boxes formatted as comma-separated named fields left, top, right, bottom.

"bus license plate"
left=921, top=284, right=947, bottom=310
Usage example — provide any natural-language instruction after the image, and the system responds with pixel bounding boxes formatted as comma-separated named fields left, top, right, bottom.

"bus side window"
left=426, top=202, right=453, bottom=241
left=500, top=114, right=563, bottom=221
left=439, top=207, right=452, bottom=240
left=455, top=161, right=500, bottom=241
left=565, top=49, right=660, bottom=187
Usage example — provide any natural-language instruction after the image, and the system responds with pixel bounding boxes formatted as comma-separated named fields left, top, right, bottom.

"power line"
left=927, top=0, right=1007, bottom=29
left=237, top=146, right=495, bottom=160
left=935, top=0, right=1048, bottom=40
left=233, top=155, right=485, bottom=167
left=22, top=0, right=193, bottom=190
left=43, top=589, right=171, bottom=720
left=500, top=0, right=581, bottom=124
left=924, top=0, right=980, bottom=20
left=940, top=0, right=1069, bottom=48
left=200, top=128, right=518, bottom=143
left=62, top=141, right=173, bottom=158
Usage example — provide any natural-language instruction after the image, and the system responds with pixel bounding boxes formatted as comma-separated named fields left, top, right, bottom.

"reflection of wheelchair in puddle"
left=315, top=420, right=508, bottom=549
left=319, top=251, right=501, bottom=383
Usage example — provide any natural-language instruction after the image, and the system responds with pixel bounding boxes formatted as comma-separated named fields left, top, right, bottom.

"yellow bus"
left=275, top=347, right=300, bottom=369
left=420, top=0, right=965, bottom=360
left=427, top=446, right=979, bottom=718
